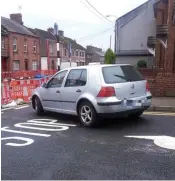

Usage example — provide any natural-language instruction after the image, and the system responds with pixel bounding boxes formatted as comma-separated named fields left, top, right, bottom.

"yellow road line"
left=144, top=112, right=175, bottom=116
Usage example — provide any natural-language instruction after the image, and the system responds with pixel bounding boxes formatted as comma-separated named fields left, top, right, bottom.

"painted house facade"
left=115, top=0, right=158, bottom=67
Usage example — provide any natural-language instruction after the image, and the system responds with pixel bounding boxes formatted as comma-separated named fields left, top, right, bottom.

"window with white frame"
left=49, top=42, right=53, bottom=54
left=64, top=49, right=67, bottom=56
left=13, top=37, right=17, bottom=52
left=13, top=60, right=20, bottom=71
left=2, top=37, right=5, bottom=49
left=24, top=39, right=27, bottom=52
left=76, top=50, right=78, bottom=57
left=32, top=60, right=38, bottom=70
left=82, top=51, right=85, bottom=57
left=33, top=41, right=37, bottom=53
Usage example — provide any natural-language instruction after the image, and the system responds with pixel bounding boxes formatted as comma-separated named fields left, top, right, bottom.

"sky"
left=1, top=0, right=147, bottom=51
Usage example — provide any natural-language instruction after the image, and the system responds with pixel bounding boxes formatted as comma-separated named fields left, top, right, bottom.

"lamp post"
left=106, top=15, right=117, bottom=50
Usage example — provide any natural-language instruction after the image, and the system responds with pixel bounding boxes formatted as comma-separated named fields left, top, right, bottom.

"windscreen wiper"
left=113, top=74, right=133, bottom=82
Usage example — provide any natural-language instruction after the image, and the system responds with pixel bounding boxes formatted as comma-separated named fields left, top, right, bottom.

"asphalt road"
left=1, top=106, right=175, bottom=180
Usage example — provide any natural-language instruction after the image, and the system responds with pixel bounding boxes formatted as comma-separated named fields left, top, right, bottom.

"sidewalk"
left=149, top=97, right=175, bottom=112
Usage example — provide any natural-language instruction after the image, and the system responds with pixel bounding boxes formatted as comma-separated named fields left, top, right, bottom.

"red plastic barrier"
left=1, top=69, right=57, bottom=79
left=1, top=76, right=51, bottom=105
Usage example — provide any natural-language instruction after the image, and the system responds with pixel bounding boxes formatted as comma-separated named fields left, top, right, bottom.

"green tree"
left=137, top=60, right=147, bottom=68
left=104, top=48, right=115, bottom=64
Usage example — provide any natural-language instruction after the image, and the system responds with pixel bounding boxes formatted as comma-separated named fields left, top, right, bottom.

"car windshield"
left=102, top=65, right=145, bottom=84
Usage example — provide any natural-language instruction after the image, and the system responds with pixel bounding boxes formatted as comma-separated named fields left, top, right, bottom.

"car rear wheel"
left=34, top=96, right=44, bottom=116
left=128, top=111, right=143, bottom=118
left=78, top=101, right=98, bottom=127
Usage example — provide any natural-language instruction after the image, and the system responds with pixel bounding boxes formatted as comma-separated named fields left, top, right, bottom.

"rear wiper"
left=113, top=74, right=133, bottom=82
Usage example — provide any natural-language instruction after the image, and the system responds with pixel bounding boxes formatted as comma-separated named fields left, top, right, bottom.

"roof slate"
left=1, top=16, right=37, bottom=37
left=116, top=1, right=148, bottom=27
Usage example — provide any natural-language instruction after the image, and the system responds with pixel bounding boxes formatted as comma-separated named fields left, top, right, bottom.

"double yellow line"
left=143, top=112, right=175, bottom=116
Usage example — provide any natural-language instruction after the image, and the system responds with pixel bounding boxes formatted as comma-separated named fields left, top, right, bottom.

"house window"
left=24, top=39, right=27, bottom=52
left=13, top=60, right=20, bottom=71
left=2, top=37, right=5, bottom=49
left=13, top=37, right=17, bottom=52
left=76, top=50, right=78, bottom=57
left=64, top=49, right=67, bottom=56
left=49, top=42, right=53, bottom=54
left=82, top=52, right=85, bottom=57
left=33, top=41, right=37, bottom=53
left=32, top=60, right=38, bottom=70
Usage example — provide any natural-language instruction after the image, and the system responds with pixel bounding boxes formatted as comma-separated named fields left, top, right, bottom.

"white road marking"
left=14, top=122, right=69, bottom=131
left=27, top=119, right=76, bottom=127
left=125, top=135, right=175, bottom=150
left=1, top=126, right=51, bottom=137
left=15, top=105, right=29, bottom=109
left=1, top=119, right=76, bottom=147
left=1, top=136, right=34, bottom=147
left=1, top=107, right=14, bottom=111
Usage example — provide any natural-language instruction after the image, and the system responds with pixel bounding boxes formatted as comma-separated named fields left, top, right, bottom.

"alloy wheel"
left=81, top=105, right=92, bottom=123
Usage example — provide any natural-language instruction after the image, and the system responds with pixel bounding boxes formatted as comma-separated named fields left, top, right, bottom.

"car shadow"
left=40, top=111, right=149, bottom=130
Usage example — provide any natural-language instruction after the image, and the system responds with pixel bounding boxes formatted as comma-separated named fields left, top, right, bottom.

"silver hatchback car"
left=31, top=64, right=152, bottom=127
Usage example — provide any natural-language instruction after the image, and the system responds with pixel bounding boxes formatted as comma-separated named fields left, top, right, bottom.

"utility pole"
left=68, top=43, right=72, bottom=67
left=54, top=23, right=60, bottom=71
left=110, top=35, right=112, bottom=49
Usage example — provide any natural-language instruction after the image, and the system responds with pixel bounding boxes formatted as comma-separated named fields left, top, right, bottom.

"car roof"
left=62, top=64, right=131, bottom=71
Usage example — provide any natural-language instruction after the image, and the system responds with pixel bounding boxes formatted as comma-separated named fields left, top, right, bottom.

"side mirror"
left=42, top=82, right=47, bottom=88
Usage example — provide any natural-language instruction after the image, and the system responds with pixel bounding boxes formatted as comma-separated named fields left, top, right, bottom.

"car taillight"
left=146, top=81, right=150, bottom=92
left=97, top=87, right=115, bottom=97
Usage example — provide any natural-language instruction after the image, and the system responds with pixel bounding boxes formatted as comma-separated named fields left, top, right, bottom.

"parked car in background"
left=31, top=64, right=152, bottom=127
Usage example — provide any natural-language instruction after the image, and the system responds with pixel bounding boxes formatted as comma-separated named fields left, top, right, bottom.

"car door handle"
left=76, top=89, right=82, bottom=93
left=56, top=90, right=60, bottom=93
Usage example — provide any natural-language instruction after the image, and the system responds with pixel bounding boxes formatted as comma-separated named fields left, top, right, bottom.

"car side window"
left=47, top=70, right=68, bottom=88
left=65, top=69, right=87, bottom=87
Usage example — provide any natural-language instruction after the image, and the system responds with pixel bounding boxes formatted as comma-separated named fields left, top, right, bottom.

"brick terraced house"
left=147, top=0, right=175, bottom=72
left=147, top=0, right=175, bottom=96
left=29, top=27, right=58, bottom=70
left=1, top=14, right=40, bottom=72
left=58, top=30, right=86, bottom=69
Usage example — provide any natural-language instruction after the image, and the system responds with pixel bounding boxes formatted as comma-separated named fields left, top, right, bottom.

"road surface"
left=1, top=106, right=175, bottom=180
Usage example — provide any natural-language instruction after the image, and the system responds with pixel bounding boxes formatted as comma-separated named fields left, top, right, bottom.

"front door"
left=2, top=58, right=7, bottom=72
left=60, top=68, right=87, bottom=114
left=24, top=60, right=29, bottom=70
left=41, top=70, right=68, bottom=112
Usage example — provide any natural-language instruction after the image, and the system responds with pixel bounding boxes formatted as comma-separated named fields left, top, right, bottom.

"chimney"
left=47, top=27, right=54, bottom=34
left=10, top=13, right=23, bottom=25
left=58, top=30, right=64, bottom=37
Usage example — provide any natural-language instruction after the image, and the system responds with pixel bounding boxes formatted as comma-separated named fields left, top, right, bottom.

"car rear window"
left=102, top=65, right=145, bottom=84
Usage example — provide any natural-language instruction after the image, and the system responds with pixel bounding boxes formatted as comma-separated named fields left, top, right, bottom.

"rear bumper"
left=95, top=95, right=152, bottom=114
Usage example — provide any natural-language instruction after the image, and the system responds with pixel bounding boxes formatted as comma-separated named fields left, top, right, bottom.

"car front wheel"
left=78, top=101, right=98, bottom=127
left=34, top=96, right=44, bottom=116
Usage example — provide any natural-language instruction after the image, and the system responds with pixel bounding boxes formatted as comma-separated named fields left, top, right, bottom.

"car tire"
left=128, top=111, right=143, bottom=118
left=34, top=96, right=44, bottom=116
left=78, top=101, right=99, bottom=128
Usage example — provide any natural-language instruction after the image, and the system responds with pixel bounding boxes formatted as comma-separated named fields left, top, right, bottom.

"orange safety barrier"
left=1, top=80, right=12, bottom=105
left=1, top=76, right=52, bottom=105
left=2, top=69, right=57, bottom=80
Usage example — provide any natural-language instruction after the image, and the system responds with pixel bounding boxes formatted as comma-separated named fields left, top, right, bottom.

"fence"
left=1, top=76, right=51, bottom=105
left=2, top=70, right=57, bottom=80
